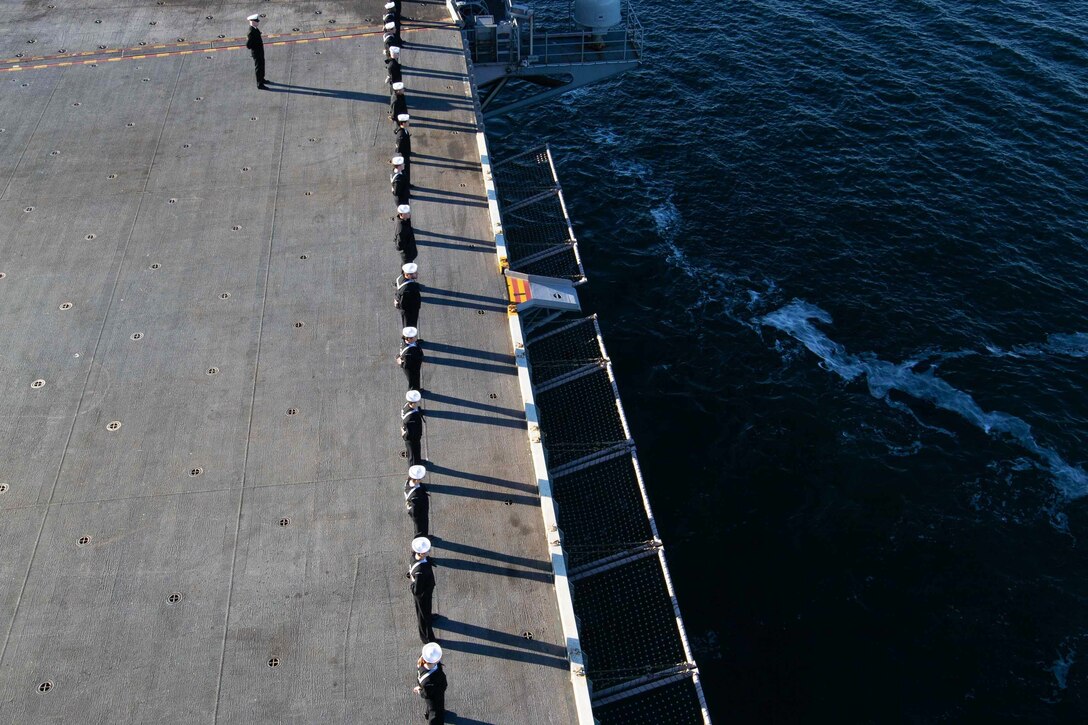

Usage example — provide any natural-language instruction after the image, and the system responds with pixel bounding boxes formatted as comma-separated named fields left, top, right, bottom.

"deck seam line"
left=3, top=181, right=357, bottom=200
left=0, top=472, right=414, bottom=512
left=0, top=27, right=438, bottom=74
left=0, top=58, right=185, bottom=668
left=210, top=44, right=293, bottom=724
left=344, top=556, right=361, bottom=700
left=0, top=71, right=60, bottom=201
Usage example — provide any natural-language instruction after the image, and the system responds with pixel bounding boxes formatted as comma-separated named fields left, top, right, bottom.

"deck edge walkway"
left=447, top=2, right=596, bottom=720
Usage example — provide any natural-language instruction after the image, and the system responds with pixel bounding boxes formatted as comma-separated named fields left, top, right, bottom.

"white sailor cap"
left=402, top=262, right=418, bottom=274
left=392, top=81, right=405, bottom=90
left=421, top=642, right=443, bottom=663
left=402, top=326, right=418, bottom=338
left=405, top=390, right=422, bottom=404
left=391, top=155, right=404, bottom=165
left=248, top=14, right=261, bottom=22
left=385, top=21, right=396, bottom=30
left=397, top=204, right=411, bottom=214
left=412, top=536, right=432, bottom=555
left=408, top=464, right=427, bottom=479
left=385, top=1, right=397, bottom=7
left=397, top=113, right=410, bottom=123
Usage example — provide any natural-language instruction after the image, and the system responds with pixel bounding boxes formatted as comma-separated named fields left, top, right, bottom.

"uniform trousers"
left=414, top=593, right=435, bottom=643
left=251, top=51, right=265, bottom=86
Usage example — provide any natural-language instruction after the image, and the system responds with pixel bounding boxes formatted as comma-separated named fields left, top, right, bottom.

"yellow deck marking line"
left=0, top=27, right=418, bottom=72
left=0, top=22, right=406, bottom=64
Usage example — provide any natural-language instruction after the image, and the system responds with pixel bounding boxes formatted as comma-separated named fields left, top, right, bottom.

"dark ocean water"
left=487, top=0, right=1088, bottom=721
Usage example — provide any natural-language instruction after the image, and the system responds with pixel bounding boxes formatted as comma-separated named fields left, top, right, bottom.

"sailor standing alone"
left=245, top=14, right=267, bottom=90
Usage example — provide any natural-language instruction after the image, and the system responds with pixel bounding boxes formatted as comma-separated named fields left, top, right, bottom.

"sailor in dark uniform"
left=383, top=1, right=401, bottom=25
left=383, top=23, right=402, bottom=56
left=408, top=538, right=437, bottom=644
left=390, top=81, right=407, bottom=122
left=394, top=113, right=412, bottom=186
left=245, top=14, right=267, bottom=90
left=404, top=463, right=429, bottom=537
left=394, top=262, right=421, bottom=328
left=402, top=393, right=425, bottom=467
left=385, top=48, right=402, bottom=86
left=397, top=325, right=424, bottom=391
left=414, top=642, right=447, bottom=723
left=394, top=204, right=417, bottom=265
left=391, top=155, right=409, bottom=206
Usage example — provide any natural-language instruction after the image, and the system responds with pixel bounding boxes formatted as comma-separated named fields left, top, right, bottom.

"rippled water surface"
left=487, top=0, right=1088, bottom=720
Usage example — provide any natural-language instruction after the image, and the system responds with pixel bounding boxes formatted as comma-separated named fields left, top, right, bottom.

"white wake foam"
left=760, top=300, right=1088, bottom=500
left=1052, top=646, right=1076, bottom=691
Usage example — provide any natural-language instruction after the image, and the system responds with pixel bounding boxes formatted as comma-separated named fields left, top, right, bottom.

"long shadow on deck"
left=434, top=539, right=552, bottom=573
left=427, top=355, right=514, bottom=373
left=426, top=463, right=535, bottom=492
left=437, top=616, right=567, bottom=657
left=426, top=297, right=507, bottom=314
left=265, top=82, right=385, bottom=102
left=413, top=152, right=478, bottom=161
left=423, top=314, right=511, bottom=336
left=410, top=88, right=473, bottom=100
left=414, top=158, right=483, bottom=172
left=412, top=186, right=483, bottom=200
left=410, top=119, right=479, bottom=133
left=416, top=238, right=491, bottom=253
left=436, top=637, right=568, bottom=670
left=402, top=20, right=458, bottom=29
left=445, top=715, right=494, bottom=725
left=424, top=409, right=524, bottom=429
left=411, top=98, right=475, bottom=114
left=403, top=42, right=464, bottom=55
left=423, top=391, right=523, bottom=418
left=414, top=228, right=489, bottom=244
left=427, top=483, right=537, bottom=507
left=437, top=556, right=553, bottom=583
left=411, top=195, right=488, bottom=209
left=404, top=68, right=469, bottom=81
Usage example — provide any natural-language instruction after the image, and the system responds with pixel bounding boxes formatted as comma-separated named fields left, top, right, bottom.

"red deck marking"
left=507, top=277, right=532, bottom=304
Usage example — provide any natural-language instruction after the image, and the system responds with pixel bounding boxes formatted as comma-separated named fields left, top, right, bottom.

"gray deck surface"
left=0, top=2, right=576, bottom=723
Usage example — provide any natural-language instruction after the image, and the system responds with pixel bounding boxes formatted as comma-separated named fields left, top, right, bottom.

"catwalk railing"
left=466, top=21, right=707, bottom=720
left=491, top=145, right=587, bottom=285
left=521, top=315, right=711, bottom=725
